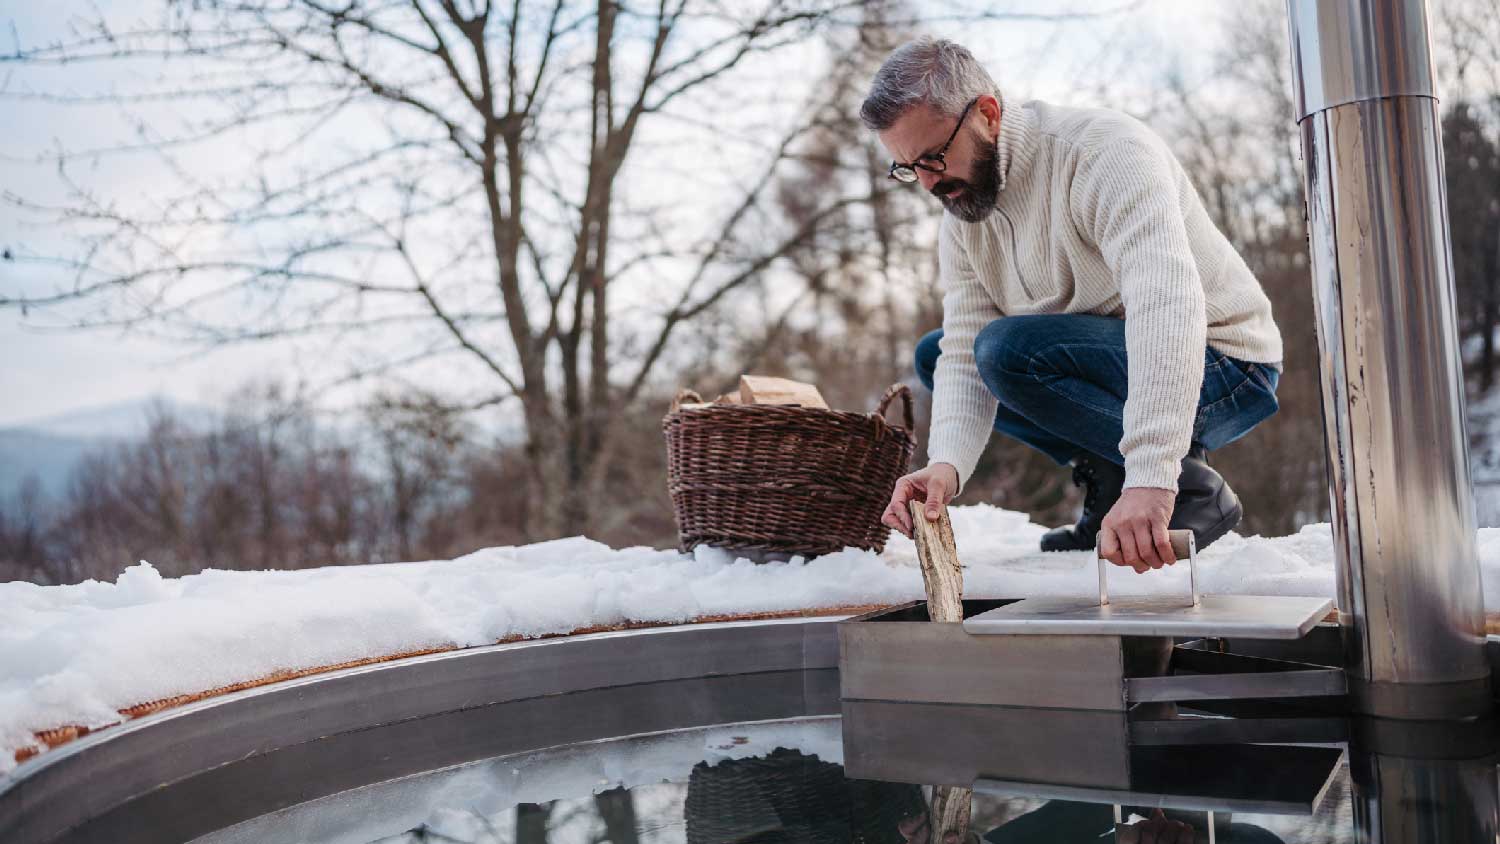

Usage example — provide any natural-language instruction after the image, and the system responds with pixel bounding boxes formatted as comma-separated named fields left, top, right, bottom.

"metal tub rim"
left=0, top=615, right=846, bottom=844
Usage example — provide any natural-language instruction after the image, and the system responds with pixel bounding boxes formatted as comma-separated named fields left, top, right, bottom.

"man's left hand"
left=1099, top=487, right=1176, bottom=573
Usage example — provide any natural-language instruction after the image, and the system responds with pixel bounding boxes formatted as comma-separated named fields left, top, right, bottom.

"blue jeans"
left=915, top=314, right=1281, bottom=467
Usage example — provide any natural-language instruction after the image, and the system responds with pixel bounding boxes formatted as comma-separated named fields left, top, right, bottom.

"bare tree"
left=2, top=0, right=878, bottom=540
left=1133, top=0, right=1328, bottom=536
left=0, top=475, right=52, bottom=583
left=1435, top=0, right=1500, bottom=389
left=741, top=3, right=935, bottom=394
left=366, top=389, right=467, bottom=560
left=1444, top=101, right=1500, bottom=389
left=34, top=386, right=386, bottom=581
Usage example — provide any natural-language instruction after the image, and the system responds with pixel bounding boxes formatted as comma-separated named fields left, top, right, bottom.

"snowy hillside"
left=7, top=502, right=1500, bottom=775
left=0, top=397, right=215, bottom=499
left=0, top=429, right=98, bottom=499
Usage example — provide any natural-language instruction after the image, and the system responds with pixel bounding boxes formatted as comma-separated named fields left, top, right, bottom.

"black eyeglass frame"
left=887, top=97, right=979, bottom=183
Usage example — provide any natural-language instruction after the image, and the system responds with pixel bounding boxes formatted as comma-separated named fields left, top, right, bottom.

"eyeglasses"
left=888, top=98, right=978, bottom=183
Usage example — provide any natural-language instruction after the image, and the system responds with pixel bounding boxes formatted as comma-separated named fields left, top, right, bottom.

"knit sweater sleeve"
left=1071, top=137, right=1207, bottom=493
left=926, top=214, right=1002, bottom=494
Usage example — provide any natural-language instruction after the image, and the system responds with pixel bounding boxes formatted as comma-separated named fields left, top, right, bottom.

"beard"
left=930, top=131, right=1001, bottom=223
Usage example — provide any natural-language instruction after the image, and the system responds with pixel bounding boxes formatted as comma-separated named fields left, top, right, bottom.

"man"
left=870, top=38, right=1283, bottom=572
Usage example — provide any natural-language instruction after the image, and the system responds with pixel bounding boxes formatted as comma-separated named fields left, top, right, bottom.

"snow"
left=1, top=502, right=1496, bottom=777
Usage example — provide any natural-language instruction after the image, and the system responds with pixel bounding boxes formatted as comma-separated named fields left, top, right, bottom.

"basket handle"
left=875, top=383, right=915, bottom=430
left=670, top=389, right=704, bottom=413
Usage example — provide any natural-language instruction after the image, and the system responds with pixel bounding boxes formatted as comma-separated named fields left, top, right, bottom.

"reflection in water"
left=202, top=711, right=1496, bottom=844
left=972, top=801, right=1291, bottom=843
left=684, top=748, right=923, bottom=843
left=1349, top=740, right=1500, bottom=844
left=516, top=802, right=549, bottom=844
left=925, top=785, right=973, bottom=844
left=371, top=751, right=1359, bottom=844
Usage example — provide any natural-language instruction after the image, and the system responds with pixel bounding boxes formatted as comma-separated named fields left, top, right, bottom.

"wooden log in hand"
left=907, top=500, right=964, bottom=622
left=905, top=500, right=973, bottom=841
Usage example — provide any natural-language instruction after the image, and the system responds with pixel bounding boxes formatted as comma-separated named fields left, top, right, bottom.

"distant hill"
left=6, top=397, right=217, bottom=441
left=0, top=428, right=101, bottom=501
left=0, top=397, right=216, bottom=503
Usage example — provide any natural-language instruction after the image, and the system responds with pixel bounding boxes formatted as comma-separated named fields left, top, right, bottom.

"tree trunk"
left=865, top=144, right=900, bottom=377
left=1484, top=219, right=1500, bottom=392
left=516, top=802, right=552, bottom=844
left=521, top=398, right=567, bottom=540
left=594, top=787, right=639, bottom=844
left=1483, top=304, right=1495, bottom=392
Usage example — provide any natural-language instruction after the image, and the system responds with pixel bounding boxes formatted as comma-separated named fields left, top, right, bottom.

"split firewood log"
left=907, top=501, right=963, bottom=622
left=928, top=786, right=974, bottom=844
left=738, top=375, right=828, bottom=409
left=906, top=500, right=973, bottom=843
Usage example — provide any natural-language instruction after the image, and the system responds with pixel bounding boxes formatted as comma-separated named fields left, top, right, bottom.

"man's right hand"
left=882, top=463, right=960, bottom=538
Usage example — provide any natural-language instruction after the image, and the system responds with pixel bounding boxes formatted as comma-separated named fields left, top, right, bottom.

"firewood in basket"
left=738, top=375, right=829, bottom=409
left=712, top=392, right=741, bottom=405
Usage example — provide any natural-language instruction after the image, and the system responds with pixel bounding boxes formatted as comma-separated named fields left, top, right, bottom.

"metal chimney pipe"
left=1286, top=0, right=1490, bottom=719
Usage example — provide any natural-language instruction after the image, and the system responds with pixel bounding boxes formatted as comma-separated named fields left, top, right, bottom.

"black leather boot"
left=1039, top=452, right=1126, bottom=552
left=1169, top=445, right=1242, bottom=550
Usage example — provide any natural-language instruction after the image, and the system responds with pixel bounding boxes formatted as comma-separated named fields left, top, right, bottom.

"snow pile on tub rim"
left=3, top=501, right=1498, bottom=775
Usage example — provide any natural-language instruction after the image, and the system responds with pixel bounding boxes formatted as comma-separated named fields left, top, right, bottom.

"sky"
left=0, top=1, right=1226, bottom=430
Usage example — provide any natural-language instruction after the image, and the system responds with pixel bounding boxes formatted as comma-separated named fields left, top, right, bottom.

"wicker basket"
left=662, top=383, right=915, bottom=557
left=684, top=748, right=925, bottom=844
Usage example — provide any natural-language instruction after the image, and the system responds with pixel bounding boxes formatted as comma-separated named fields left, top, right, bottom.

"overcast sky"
left=0, top=1, right=1225, bottom=429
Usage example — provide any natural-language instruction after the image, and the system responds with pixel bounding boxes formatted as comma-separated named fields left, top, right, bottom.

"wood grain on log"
left=907, top=500, right=964, bottom=623
left=929, top=785, right=975, bottom=844
left=737, top=374, right=829, bottom=409
left=905, top=501, right=974, bottom=841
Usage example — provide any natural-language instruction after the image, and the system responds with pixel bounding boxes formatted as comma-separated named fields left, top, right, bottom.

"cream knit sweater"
left=928, top=98, right=1283, bottom=494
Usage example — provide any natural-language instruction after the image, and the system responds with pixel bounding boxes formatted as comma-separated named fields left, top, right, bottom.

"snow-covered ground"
left=5, top=502, right=1500, bottom=776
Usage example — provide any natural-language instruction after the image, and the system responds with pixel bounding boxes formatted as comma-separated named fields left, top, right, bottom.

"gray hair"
left=860, top=37, right=1000, bottom=131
